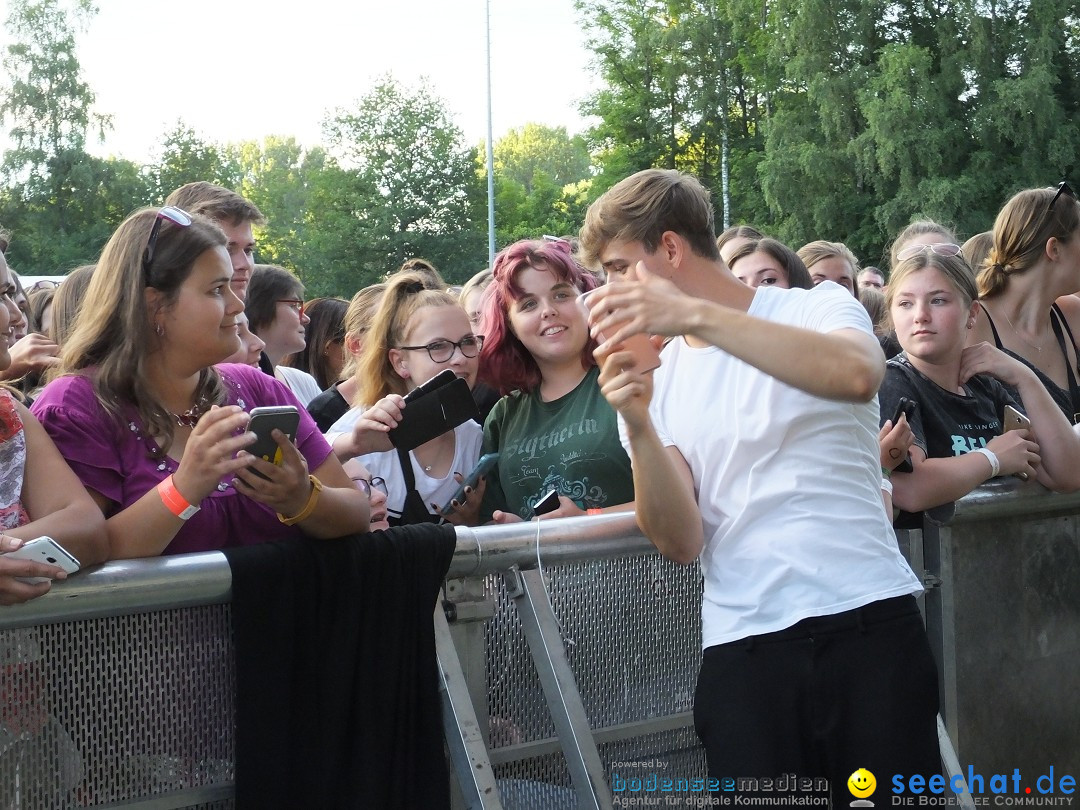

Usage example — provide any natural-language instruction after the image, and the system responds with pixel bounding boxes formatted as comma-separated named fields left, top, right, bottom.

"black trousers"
left=694, top=595, right=941, bottom=806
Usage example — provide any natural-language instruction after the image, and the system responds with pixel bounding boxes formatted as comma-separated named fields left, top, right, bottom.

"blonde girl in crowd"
left=326, top=273, right=484, bottom=525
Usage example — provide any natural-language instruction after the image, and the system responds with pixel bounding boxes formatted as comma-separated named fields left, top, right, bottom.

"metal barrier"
left=916, top=480, right=1080, bottom=777
left=1, top=489, right=1076, bottom=809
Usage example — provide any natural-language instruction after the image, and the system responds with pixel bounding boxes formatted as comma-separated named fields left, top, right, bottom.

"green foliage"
left=486, top=124, right=594, bottom=246
left=150, top=122, right=241, bottom=203
left=0, top=0, right=145, bottom=275
left=321, top=76, right=486, bottom=291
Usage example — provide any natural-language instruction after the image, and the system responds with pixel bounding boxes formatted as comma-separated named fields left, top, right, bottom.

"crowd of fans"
left=0, top=177, right=1077, bottom=607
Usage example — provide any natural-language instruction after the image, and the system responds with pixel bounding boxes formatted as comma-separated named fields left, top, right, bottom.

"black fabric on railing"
left=224, top=524, right=456, bottom=809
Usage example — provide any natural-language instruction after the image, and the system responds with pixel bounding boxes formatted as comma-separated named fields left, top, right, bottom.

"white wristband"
left=974, top=447, right=1001, bottom=478
left=880, top=477, right=894, bottom=495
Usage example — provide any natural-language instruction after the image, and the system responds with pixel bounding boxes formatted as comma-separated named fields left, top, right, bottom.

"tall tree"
left=0, top=0, right=130, bottom=274
left=488, top=123, right=594, bottom=246
left=321, top=76, right=486, bottom=290
left=0, top=0, right=107, bottom=185
left=150, top=121, right=241, bottom=203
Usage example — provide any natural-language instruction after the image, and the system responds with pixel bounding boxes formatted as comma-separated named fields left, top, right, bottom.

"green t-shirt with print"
left=480, top=366, right=635, bottom=521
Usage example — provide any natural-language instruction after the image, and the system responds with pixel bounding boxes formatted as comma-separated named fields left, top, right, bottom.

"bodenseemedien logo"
left=848, top=768, right=877, bottom=807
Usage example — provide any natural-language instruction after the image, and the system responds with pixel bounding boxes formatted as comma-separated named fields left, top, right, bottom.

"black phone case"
left=890, top=398, right=916, bottom=474
left=388, top=376, right=479, bottom=451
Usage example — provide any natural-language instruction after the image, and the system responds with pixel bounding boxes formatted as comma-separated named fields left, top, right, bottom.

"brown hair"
left=579, top=169, right=720, bottom=267
left=798, top=240, right=861, bottom=296
left=885, top=250, right=978, bottom=311
left=164, top=181, right=265, bottom=227
left=727, top=238, right=813, bottom=289
left=977, top=188, right=1080, bottom=298
left=888, top=219, right=956, bottom=271
left=58, top=210, right=228, bottom=456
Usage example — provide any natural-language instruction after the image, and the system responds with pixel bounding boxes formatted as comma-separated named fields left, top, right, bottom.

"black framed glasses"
left=143, top=206, right=193, bottom=284
left=896, top=242, right=964, bottom=263
left=351, top=475, right=388, bottom=498
left=1048, top=180, right=1075, bottom=213
left=277, top=298, right=305, bottom=317
left=398, top=334, right=484, bottom=363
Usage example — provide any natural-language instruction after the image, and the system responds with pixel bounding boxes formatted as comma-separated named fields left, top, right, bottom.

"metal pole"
left=485, top=0, right=497, bottom=265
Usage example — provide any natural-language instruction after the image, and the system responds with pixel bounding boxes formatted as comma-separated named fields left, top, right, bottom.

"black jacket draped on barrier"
left=223, top=523, right=456, bottom=809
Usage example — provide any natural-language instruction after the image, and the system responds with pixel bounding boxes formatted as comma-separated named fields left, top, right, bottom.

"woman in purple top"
left=32, top=207, right=369, bottom=558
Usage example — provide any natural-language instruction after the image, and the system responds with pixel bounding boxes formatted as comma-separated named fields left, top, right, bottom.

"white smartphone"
left=3, top=536, right=81, bottom=584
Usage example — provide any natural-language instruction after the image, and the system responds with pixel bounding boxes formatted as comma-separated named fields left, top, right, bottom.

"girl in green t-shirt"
left=476, top=239, right=635, bottom=523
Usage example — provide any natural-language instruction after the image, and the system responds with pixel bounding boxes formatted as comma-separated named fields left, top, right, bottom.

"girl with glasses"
left=245, top=265, right=322, bottom=406
left=476, top=239, right=635, bottom=522
left=878, top=247, right=1080, bottom=520
left=325, top=272, right=484, bottom=526
left=970, top=185, right=1080, bottom=423
left=30, top=207, right=370, bottom=559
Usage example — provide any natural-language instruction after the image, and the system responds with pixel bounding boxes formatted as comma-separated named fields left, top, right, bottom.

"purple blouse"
left=31, top=363, right=333, bottom=555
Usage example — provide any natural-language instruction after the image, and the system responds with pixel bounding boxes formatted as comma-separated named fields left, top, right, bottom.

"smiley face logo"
left=848, top=768, right=877, bottom=798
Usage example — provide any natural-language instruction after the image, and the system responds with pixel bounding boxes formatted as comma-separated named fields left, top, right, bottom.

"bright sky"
left=0, top=0, right=600, bottom=164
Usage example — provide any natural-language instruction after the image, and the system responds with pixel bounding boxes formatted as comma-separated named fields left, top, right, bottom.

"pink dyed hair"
left=478, top=239, right=600, bottom=395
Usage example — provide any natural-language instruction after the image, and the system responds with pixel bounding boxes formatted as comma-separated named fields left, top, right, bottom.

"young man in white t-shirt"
left=579, top=169, right=939, bottom=803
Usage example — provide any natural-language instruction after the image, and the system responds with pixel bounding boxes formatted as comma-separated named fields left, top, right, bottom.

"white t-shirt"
left=327, top=408, right=482, bottom=523
left=275, top=365, right=322, bottom=407
left=620, top=282, right=922, bottom=648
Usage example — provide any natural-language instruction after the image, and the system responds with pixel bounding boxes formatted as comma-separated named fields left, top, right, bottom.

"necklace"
left=1001, top=308, right=1044, bottom=353
left=170, top=400, right=207, bottom=428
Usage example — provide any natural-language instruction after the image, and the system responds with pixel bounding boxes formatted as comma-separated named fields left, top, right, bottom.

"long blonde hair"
left=355, top=272, right=460, bottom=405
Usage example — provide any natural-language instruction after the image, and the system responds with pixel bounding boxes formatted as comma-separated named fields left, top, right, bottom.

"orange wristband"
left=158, top=475, right=200, bottom=520
left=587, top=508, right=603, bottom=515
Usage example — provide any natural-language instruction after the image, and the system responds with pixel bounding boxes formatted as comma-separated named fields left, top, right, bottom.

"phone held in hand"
left=2, top=536, right=81, bottom=584
left=577, top=289, right=661, bottom=373
left=247, top=405, right=301, bottom=479
left=532, top=488, right=561, bottom=517
left=388, top=370, right=479, bottom=451
left=440, top=453, right=499, bottom=516
left=1003, top=405, right=1032, bottom=433
left=889, top=397, right=917, bottom=474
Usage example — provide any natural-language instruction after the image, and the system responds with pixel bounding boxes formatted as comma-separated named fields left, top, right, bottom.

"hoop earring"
left=155, top=323, right=165, bottom=338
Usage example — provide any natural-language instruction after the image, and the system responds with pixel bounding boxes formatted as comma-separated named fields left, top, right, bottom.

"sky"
left=0, top=0, right=601, bottom=164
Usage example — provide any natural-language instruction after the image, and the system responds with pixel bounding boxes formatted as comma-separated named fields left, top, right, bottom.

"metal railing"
left=3, top=485, right=1078, bottom=809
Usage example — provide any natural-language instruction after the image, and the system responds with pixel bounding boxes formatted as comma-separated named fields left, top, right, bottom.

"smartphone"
left=533, top=488, right=561, bottom=517
left=3, top=536, right=81, bottom=584
left=886, top=397, right=917, bottom=474
left=389, top=372, right=479, bottom=451
left=1003, top=405, right=1032, bottom=433
left=248, top=405, right=300, bottom=479
left=440, top=453, right=499, bottom=516
left=404, top=368, right=457, bottom=403
left=890, top=397, right=917, bottom=426
left=578, top=289, right=662, bottom=374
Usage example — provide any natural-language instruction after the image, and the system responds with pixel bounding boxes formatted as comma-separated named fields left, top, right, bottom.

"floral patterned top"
left=0, top=389, right=30, bottom=530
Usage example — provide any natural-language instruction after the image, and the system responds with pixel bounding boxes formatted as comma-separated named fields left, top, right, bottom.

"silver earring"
left=155, top=323, right=164, bottom=337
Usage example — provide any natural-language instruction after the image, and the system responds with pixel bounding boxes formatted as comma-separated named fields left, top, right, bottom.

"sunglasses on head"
left=1048, top=180, right=1075, bottom=213
left=143, top=206, right=193, bottom=284
left=896, top=243, right=964, bottom=263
